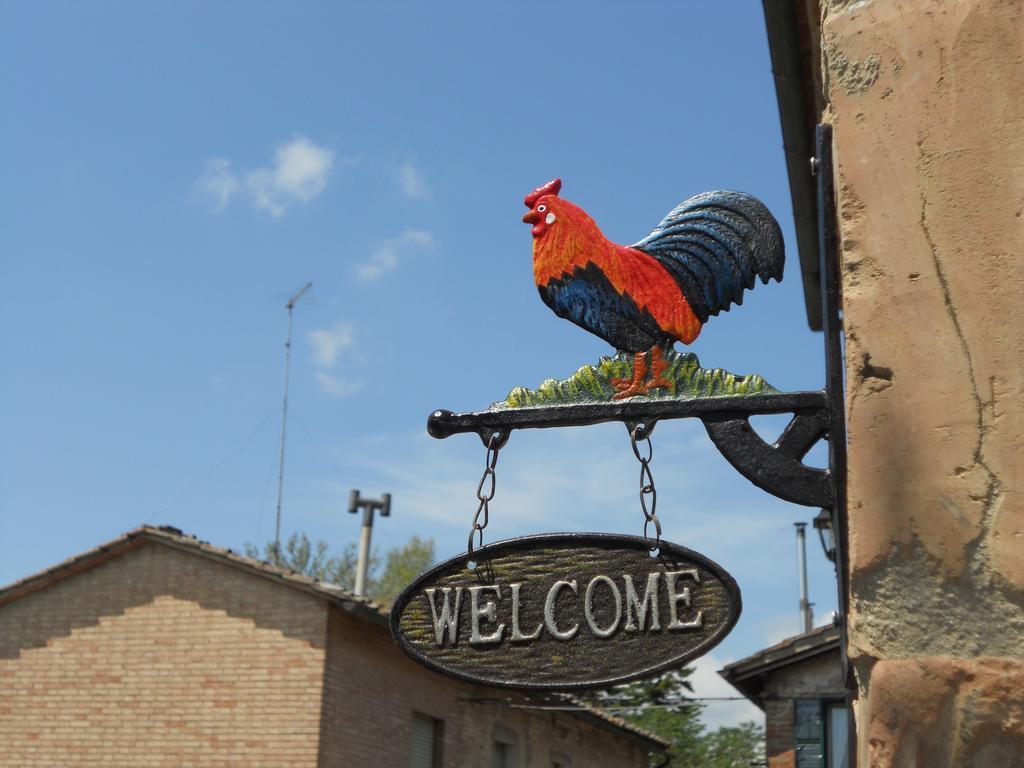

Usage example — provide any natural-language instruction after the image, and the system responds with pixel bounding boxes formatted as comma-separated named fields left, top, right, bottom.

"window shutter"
left=410, top=713, right=438, bottom=768
left=794, top=699, right=825, bottom=768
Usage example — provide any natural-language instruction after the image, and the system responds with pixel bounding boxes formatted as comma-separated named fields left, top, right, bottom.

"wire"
left=507, top=698, right=750, bottom=710
left=147, top=410, right=273, bottom=523
left=462, top=695, right=818, bottom=710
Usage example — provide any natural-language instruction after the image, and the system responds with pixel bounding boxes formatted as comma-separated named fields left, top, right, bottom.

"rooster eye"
left=538, top=204, right=547, bottom=213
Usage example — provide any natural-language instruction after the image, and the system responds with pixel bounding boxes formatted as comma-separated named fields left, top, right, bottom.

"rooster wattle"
left=523, top=179, right=784, bottom=399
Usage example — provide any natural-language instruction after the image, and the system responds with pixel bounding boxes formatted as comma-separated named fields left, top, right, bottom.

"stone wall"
left=821, top=0, right=1024, bottom=765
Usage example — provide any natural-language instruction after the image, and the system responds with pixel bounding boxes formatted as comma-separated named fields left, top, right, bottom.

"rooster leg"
left=612, top=352, right=649, bottom=400
left=642, top=346, right=675, bottom=394
left=612, top=348, right=675, bottom=399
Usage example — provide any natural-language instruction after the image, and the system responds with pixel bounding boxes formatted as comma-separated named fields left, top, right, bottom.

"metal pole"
left=355, top=508, right=373, bottom=597
left=348, top=490, right=391, bottom=597
left=274, top=282, right=312, bottom=565
left=796, top=522, right=813, bottom=633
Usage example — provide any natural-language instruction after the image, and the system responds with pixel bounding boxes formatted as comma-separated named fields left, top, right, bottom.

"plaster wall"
left=820, top=0, right=1024, bottom=765
left=767, top=650, right=848, bottom=701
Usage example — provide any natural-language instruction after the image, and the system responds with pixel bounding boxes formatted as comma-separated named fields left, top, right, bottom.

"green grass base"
left=498, top=349, right=776, bottom=409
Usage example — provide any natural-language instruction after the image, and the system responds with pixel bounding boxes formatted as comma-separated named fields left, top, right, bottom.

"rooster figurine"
left=523, top=179, right=784, bottom=400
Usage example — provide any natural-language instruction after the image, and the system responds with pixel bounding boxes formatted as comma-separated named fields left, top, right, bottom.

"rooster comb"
left=524, top=178, right=562, bottom=208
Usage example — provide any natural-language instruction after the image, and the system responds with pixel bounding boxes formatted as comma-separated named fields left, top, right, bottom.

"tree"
left=698, top=721, right=765, bottom=768
left=583, top=669, right=705, bottom=765
left=584, top=670, right=765, bottom=767
left=372, top=535, right=435, bottom=605
left=243, top=532, right=433, bottom=606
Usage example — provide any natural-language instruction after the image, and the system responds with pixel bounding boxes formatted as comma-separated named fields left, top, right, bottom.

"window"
left=794, top=699, right=850, bottom=768
left=795, top=699, right=824, bottom=768
left=826, top=703, right=850, bottom=768
left=409, top=712, right=443, bottom=768
left=492, top=725, right=518, bottom=768
left=492, top=742, right=514, bottom=768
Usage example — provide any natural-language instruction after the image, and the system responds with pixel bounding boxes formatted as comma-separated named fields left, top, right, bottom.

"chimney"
left=795, top=522, right=814, bottom=633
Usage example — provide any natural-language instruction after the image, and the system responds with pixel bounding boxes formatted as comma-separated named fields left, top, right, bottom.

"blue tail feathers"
left=631, top=190, right=784, bottom=323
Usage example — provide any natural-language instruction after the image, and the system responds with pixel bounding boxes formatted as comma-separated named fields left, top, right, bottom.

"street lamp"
left=813, top=509, right=836, bottom=562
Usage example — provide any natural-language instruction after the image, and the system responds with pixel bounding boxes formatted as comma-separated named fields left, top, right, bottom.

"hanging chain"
left=630, top=424, right=662, bottom=551
left=467, top=433, right=504, bottom=559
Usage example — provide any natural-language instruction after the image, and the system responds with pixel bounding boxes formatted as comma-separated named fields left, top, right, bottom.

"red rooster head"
left=522, top=178, right=564, bottom=239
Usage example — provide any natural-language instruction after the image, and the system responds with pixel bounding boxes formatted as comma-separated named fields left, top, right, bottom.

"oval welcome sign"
left=390, top=533, right=741, bottom=690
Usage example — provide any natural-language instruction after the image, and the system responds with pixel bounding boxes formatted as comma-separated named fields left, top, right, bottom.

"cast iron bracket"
left=427, top=125, right=846, bottom=520
left=429, top=390, right=833, bottom=509
left=426, top=124, right=850, bottom=690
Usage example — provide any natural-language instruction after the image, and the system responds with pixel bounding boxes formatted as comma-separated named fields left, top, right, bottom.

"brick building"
left=0, top=526, right=665, bottom=767
left=719, top=625, right=847, bottom=768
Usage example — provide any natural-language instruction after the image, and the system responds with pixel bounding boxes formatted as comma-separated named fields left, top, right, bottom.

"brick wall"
left=0, top=542, right=327, bottom=767
left=0, top=538, right=655, bottom=767
left=765, top=699, right=795, bottom=768
left=318, top=605, right=650, bottom=768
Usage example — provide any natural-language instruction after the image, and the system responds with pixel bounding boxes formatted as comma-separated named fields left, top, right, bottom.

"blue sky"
left=2, top=2, right=837, bottom=728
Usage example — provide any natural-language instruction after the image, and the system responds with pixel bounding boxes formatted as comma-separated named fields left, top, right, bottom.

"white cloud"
left=315, top=372, right=362, bottom=398
left=246, top=137, right=335, bottom=217
left=196, top=158, right=239, bottom=211
left=356, top=229, right=434, bottom=282
left=307, top=321, right=356, bottom=368
left=197, top=136, right=336, bottom=218
left=306, top=321, right=360, bottom=397
left=689, top=653, right=763, bottom=731
left=759, top=614, right=804, bottom=648
left=324, top=427, right=633, bottom=535
left=396, top=161, right=430, bottom=200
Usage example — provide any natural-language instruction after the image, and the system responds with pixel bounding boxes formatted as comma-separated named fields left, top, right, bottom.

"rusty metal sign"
left=389, top=533, right=740, bottom=690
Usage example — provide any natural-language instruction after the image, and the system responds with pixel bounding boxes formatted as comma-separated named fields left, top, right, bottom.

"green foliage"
left=244, top=532, right=371, bottom=591
left=243, top=532, right=433, bottom=606
left=582, top=670, right=704, bottom=764
left=696, top=721, right=766, bottom=768
left=502, top=350, right=775, bottom=408
left=372, top=535, right=435, bottom=606
left=583, top=670, right=765, bottom=767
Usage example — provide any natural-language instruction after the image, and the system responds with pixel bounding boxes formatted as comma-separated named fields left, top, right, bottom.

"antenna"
left=273, top=281, right=312, bottom=565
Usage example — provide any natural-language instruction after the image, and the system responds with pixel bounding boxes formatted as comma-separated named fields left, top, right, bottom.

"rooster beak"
left=522, top=210, right=540, bottom=224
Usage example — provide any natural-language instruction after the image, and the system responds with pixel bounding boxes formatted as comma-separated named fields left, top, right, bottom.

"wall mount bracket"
left=427, top=126, right=844, bottom=521
left=429, top=389, right=834, bottom=509
left=425, top=123, right=850, bottom=684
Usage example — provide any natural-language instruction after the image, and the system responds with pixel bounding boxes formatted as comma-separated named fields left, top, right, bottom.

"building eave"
left=553, top=694, right=670, bottom=753
left=762, top=0, right=825, bottom=330
left=0, top=525, right=390, bottom=625
left=718, top=623, right=841, bottom=707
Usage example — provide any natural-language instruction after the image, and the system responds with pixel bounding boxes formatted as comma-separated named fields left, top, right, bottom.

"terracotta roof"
left=553, top=694, right=669, bottom=750
left=0, top=525, right=390, bottom=623
left=717, top=623, right=841, bottom=707
left=0, top=525, right=668, bottom=751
